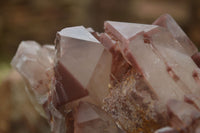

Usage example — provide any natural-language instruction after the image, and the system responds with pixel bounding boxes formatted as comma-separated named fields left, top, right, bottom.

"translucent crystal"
left=54, top=26, right=111, bottom=106
left=86, top=49, right=112, bottom=105
left=11, top=41, right=55, bottom=104
left=148, top=28, right=200, bottom=94
left=153, top=14, right=198, bottom=56
left=11, top=41, right=55, bottom=120
left=74, top=102, right=124, bottom=133
left=104, top=21, right=158, bottom=45
left=167, top=99, right=200, bottom=129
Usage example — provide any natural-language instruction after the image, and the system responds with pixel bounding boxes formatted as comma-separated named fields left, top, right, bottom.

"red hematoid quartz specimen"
left=11, top=14, right=200, bottom=133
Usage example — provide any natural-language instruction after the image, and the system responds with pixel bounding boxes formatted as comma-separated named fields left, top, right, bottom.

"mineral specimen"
left=11, top=14, right=200, bottom=133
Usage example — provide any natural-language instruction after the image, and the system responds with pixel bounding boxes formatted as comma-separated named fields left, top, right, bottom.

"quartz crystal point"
left=74, top=102, right=124, bottom=133
left=153, top=14, right=198, bottom=56
left=54, top=26, right=111, bottom=107
left=10, top=41, right=66, bottom=133
left=104, top=21, right=158, bottom=44
left=11, top=41, right=55, bottom=104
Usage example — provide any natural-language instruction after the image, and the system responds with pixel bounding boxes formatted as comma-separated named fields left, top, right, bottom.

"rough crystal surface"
left=74, top=102, right=124, bottom=133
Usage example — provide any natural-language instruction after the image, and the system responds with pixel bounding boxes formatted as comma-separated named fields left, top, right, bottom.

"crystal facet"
left=74, top=102, right=124, bottom=133
left=11, top=41, right=55, bottom=103
left=153, top=14, right=198, bottom=56
left=54, top=26, right=111, bottom=107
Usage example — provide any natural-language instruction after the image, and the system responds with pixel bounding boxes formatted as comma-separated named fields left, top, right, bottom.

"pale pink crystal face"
left=54, top=26, right=112, bottom=106
left=56, top=26, right=100, bottom=57
left=127, top=34, right=184, bottom=104
left=148, top=28, right=200, bottom=93
left=86, top=49, right=112, bottom=105
left=167, top=99, right=200, bottom=129
left=153, top=14, right=198, bottom=56
left=57, top=37, right=102, bottom=89
left=104, top=21, right=158, bottom=48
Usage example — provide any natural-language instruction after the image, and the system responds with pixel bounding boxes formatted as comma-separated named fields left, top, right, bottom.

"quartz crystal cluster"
left=11, top=14, right=200, bottom=133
